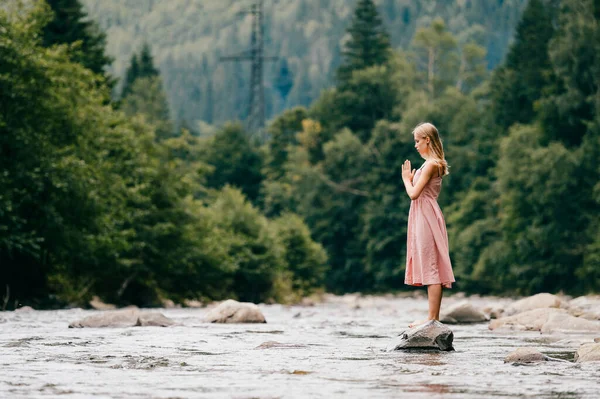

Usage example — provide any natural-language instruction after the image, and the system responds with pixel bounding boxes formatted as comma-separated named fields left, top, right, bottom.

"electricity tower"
left=220, top=0, right=277, bottom=137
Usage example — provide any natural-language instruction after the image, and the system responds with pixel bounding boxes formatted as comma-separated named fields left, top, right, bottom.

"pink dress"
left=404, top=164, right=455, bottom=287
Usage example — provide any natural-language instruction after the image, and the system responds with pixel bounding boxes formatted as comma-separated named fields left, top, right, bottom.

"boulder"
left=203, top=299, right=266, bottom=324
left=69, top=308, right=177, bottom=328
left=489, top=308, right=563, bottom=331
left=255, top=341, right=307, bottom=349
left=575, top=343, right=600, bottom=363
left=14, top=306, right=34, bottom=313
left=504, top=348, right=568, bottom=364
left=504, top=293, right=563, bottom=316
left=504, top=348, right=548, bottom=363
left=483, top=305, right=505, bottom=319
left=386, top=320, right=454, bottom=351
left=183, top=299, right=203, bottom=308
left=489, top=308, right=600, bottom=333
left=89, top=296, right=116, bottom=310
left=440, top=301, right=489, bottom=324
left=541, top=312, right=600, bottom=334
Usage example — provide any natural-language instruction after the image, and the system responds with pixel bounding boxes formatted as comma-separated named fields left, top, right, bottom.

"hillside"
left=81, top=0, right=528, bottom=129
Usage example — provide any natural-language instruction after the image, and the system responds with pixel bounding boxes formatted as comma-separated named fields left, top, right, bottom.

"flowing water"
left=1, top=295, right=599, bottom=398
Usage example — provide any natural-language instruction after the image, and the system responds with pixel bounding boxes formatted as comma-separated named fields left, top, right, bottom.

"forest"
left=1, top=0, right=599, bottom=310
left=80, top=0, right=529, bottom=131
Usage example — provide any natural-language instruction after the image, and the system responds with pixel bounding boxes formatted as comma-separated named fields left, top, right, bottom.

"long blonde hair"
left=412, top=122, right=449, bottom=176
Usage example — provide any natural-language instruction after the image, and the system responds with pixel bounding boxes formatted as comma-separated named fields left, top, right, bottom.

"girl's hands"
left=402, top=160, right=415, bottom=183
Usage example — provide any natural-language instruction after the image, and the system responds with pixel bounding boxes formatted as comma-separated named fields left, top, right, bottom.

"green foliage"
left=271, top=213, right=327, bottom=298
left=207, top=187, right=284, bottom=303
left=490, top=0, right=556, bottom=130
left=265, top=107, right=307, bottom=180
left=496, top=125, right=584, bottom=293
left=43, top=0, right=114, bottom=86
left=201, top=123, right=264, bottom=204
left=336, top=0, right=391, bottom=87
left=121, top=43, right=160, bottom=99
left=80, top=0, right=528, bottom=126
left=121, top=76, right=174, bottom=141
left=538, top=0, right=599, bottom=146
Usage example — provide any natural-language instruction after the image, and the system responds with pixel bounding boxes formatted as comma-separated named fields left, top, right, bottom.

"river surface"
left=1, top=295, right=599, bottom=398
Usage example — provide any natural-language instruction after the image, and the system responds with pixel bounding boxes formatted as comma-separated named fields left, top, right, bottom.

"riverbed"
left=1, top=295, right=598, bottom=398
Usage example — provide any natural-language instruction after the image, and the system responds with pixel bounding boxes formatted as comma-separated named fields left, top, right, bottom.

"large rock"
left=504, top=348, right=568, bottom=364
left=386, top=320, right=454, bottom=351
left=69, top=308, right=177, bottom=328
left=541, top=312, right=600, bottom=334
left=575, top=343, right=600, bottom=363
left=489, top=308, right=600, bottom=333
left=504, top=348, right=548, bottom=363
left=490, top=308, right=559, bottom=331
left=204, top=299, right=266, bottom=323
left=568, top=296, right=600, bottom=321
left=440, top=301, right=489, bottom=324
left=89, top=296, right=117, bottom=310
left=504, top=293, right=563, bottom=316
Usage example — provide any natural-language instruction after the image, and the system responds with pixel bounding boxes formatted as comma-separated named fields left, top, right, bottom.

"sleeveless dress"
left=404, top=163, right=455, bottom=288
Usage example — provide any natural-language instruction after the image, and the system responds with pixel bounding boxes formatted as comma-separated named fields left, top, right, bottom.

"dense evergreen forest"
left=1, top=0, right=599, bottom=310
left=80, top=0, right=528, bottom=131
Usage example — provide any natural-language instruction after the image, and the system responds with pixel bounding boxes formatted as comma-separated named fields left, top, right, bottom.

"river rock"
left=255, top=341, right=307, bottom=349
left=575, top=343, right=600, bottom=363
left=490, top=308, right=560, bottom=331
left=89, top=296, right=117, bottom=310
left=440, top=301, right=489, bottom=324
left=504, top=293, right=563, bottom=316
left=504, top=348, right=568, bottom=364
left=490, top=308, right=600, bottom=333
left=540, top=312, right=600, bottom=334
left=386, top=320, right=454, bottom=351
left=14, top=306, right=34, bottom=313
left=69, top=308, right=177, bottom=328
left=504, top=348, right=548, bottom=363
left=203, top=299, right=266, bottom=323
left=483, top=305, right=505, bottom=319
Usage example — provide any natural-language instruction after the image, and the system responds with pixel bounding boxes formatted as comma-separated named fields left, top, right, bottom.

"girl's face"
left=414, top=134, right=430, bottom=158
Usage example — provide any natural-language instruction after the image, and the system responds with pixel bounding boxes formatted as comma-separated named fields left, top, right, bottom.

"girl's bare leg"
left=409, top=284, right=443, bottom=328
left=427, top=284, right=442, bottom=320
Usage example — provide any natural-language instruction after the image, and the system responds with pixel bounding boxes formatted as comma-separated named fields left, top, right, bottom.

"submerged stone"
left=440, top=301, right=489, bottom=324
left=69, top=308, right=177, bottom=328
left=204, top=299, right=266, bottom=324
left=386, top=320, right=454, bottom=352
left=575, top=343, right=600, bottom=363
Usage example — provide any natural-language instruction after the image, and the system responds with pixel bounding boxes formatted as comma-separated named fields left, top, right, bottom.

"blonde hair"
left=412, top=122, right=449, bottom=176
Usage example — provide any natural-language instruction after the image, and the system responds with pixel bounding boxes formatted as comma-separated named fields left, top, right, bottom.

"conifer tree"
left=490, top=0, right=555, bottom=129
left=121, top=43, right=160, bottom=99
left=42, top=0, right=113, bottom=83
left=336, top=0, right=391, bottom=87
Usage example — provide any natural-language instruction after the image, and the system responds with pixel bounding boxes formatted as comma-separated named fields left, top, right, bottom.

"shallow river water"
left=1, top=295, right=599, bottom=398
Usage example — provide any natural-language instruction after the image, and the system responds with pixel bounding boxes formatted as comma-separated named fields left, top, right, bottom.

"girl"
left=401, top=122, right=455, bottom=328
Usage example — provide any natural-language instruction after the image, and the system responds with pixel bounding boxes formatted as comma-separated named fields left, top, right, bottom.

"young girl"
left=401, top=122, right=455, bottom=328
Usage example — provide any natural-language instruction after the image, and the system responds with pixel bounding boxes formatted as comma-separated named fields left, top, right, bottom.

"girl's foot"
left=408, top=319, right=429, bottom=328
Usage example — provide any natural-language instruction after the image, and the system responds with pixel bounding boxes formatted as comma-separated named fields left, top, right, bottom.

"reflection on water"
left=1, top=296, right=599, bottom=398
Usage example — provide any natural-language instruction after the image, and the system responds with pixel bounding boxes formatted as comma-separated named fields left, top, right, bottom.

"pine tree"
left=42, top=0, right=114, bottom=83
left=336, top=0, right=391, bottom=87
left=121, top=54, right=139, bottom=99
left=121, top=43, right=160, bottom=99
left=138, top=43, right=160, bottom=78
left=490, top=0, right=555, bottom=129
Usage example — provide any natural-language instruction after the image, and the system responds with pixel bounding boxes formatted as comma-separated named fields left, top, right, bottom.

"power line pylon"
left=220, top=0, right=277, bottom=138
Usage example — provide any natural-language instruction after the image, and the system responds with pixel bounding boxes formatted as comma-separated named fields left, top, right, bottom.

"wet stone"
left=386, top=320, right=454, bottom=352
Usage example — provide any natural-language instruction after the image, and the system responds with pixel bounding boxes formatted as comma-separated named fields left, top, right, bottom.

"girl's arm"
left=401, top=160, right=436, bottom=200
